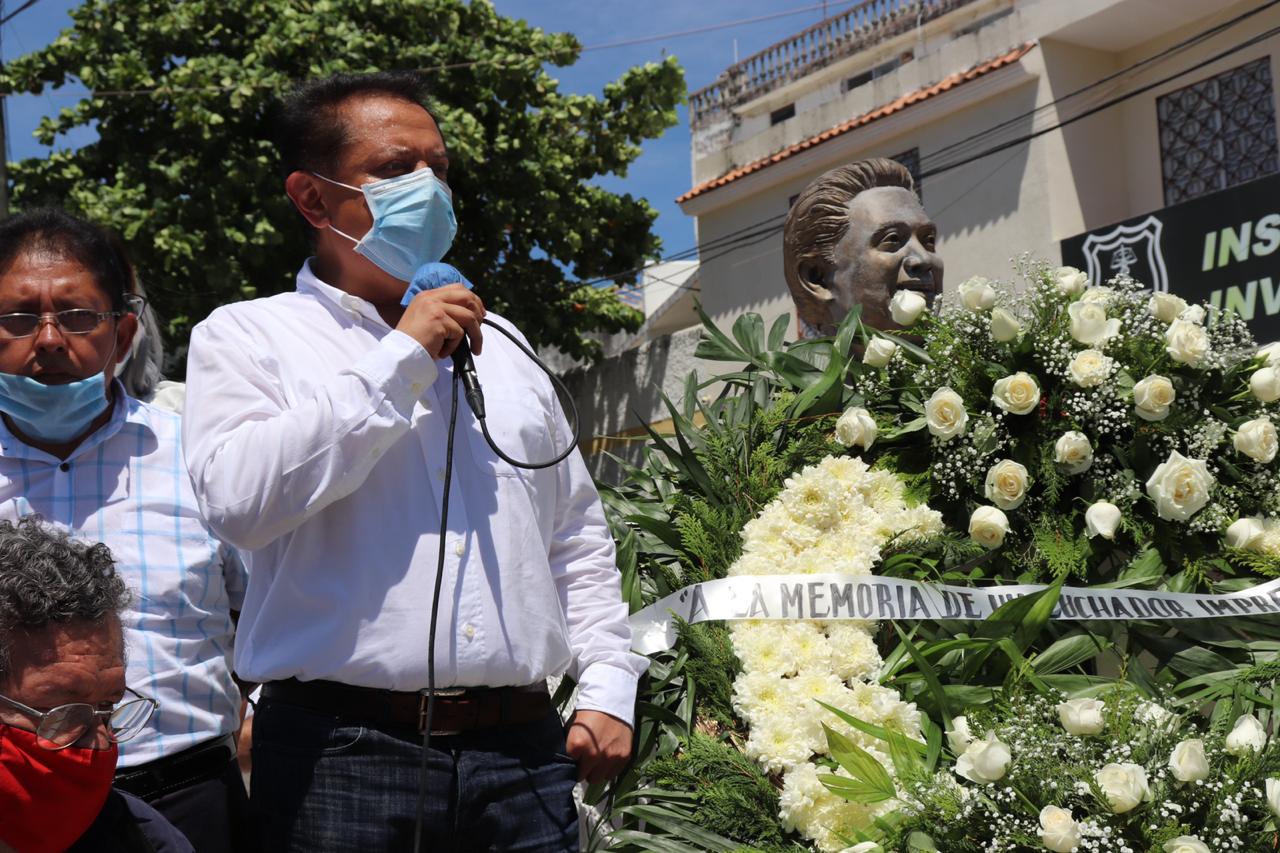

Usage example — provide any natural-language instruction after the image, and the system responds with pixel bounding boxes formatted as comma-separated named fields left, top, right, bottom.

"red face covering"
left=0, top=723, right=117, bottom=853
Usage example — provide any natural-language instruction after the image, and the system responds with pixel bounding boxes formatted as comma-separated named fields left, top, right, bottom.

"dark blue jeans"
left=250, top=698, right=579, bottom=852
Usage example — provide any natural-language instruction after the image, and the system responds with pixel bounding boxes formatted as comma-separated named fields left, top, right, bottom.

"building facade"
left=677, top=0, right=1280, bottom=344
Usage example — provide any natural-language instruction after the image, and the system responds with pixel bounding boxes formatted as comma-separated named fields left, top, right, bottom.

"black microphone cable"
left=412, top=316, right=582, bottom=852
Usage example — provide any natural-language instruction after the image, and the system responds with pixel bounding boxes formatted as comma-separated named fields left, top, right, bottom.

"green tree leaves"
left=2, top=0, right=683, bottom=365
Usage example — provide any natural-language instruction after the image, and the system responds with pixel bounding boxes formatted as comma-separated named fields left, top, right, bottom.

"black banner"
left=1061, top=173, right=1280, bottom=343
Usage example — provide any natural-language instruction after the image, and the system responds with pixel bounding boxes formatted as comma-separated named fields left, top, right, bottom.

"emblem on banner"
left=1080, top=215, right=1170, bottom=292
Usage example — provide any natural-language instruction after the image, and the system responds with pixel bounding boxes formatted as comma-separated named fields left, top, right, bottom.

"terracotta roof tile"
left=677, top=42, right=1036, bottom=204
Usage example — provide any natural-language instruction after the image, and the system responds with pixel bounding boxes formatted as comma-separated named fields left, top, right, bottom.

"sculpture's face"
left=829, top=187, right=943, bottom=331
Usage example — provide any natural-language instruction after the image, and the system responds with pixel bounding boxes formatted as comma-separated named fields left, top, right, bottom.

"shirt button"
left=435, top=468, right=446, bottom=481
left=59, top=462, right=70, bottom=472
left=463, top=623, right=476, bottom=639
left=454, top=541, right=465, bottom=557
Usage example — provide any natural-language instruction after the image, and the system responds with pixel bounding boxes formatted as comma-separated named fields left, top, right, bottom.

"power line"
left=0, top=0, right=40, bottom=28
left=10, top=0, right=863, bottom=99
left=582, top=1, right=859, bottom=53
left=916, top=0, right=1278, bottom=171
left=584, top=7, right=1280, bottom=291
left=918, top=22, right=1280, bottom=181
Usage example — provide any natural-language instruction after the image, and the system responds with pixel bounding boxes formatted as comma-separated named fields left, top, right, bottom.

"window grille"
left=1157, top=57, right=1279, bottom=206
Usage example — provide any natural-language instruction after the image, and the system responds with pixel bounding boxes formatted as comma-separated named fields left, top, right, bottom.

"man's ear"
left=284, top=172, right=330, bottom=230
left=113, top=312, right=138, bottom=368
left=796, top=259, right=836, bottom=304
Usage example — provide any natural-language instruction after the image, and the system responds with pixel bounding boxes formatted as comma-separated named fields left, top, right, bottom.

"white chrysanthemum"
left=726, top=455, right=935, bottom=846
left=780, top=465, right=843, bottom=530
left=780, top=761, right=893, bottom=852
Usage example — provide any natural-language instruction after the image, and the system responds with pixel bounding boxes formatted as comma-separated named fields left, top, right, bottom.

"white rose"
left=844, top=843, right=882, bottom=853
left=1259, top=341, right=1280, bottom=367
left=1133, top=374, right=1176, bottom=421
left=1067, top=349, right=1112, bottom=388
left=984, top=459, right=1030, bottom=510
left=890, top=290, right=927, bottom=326
left=959, top=276, right=997, bottom=312
left=1145, top=451, right=1214, bottom=522
left=1149, top=292, right=1188, bottom=323
left=1225, top=713, right=1267, bottom=755
left=1165, top=318, right=1209, bottom=367
left=1251, top=367, right=1280, bottom=403
left=992, top=372, right=1040, bottom=415
left=990, top=307, right=1021, bottom=342
left=1234, top=417, right=1278, bottom=463
left=925, top=387, right=969, bottom=440
left=946, top=716, right=974, bottom=753
left=1164, top=837, right=1210, bottom=853
left=1226, top=516, right=1266, bottom=550
left=1068, top=301, right=1122, bottom=346
left=1057, top=698, right=1105, bottom=736
left=1054, top=266, right=1088, bottom=297
left=1266, top=778, right=1280, bottom=818
left=1168, top=738, right=1210, bottom=783
left=969, top=506, right=1009, bottom=549
left=1094, top=762, right=1151, bottom=814
left=955, top=732, right=1011, bottom=784
left=1085, top=501, right=1121, bottom=540
left=1081, top=285, right=1115, bottom=305
left=1038, top=805, right=1081, bottom=853
left=862, top=336, right=898, bottom=368
left=1054, top=431, right=1094, bottom=475
left=834, top=407, right=878, bottom=450
left=1181, top=304, right=1207, bottom=325
left=1135, top=701, right=1174, bottom=727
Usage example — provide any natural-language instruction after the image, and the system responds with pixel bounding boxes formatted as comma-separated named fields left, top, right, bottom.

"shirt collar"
left=296, top=259, right=391, bottom=329
left=0, top=380, right=151, bottom=463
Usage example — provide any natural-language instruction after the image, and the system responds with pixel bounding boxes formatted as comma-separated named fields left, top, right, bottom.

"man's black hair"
left=275, top=70, right=436, bottom=179
left=0, top=208, right=134, bottom=311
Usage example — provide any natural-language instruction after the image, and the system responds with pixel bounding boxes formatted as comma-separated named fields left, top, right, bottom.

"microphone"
left=403, top=263, right=486, bottom=419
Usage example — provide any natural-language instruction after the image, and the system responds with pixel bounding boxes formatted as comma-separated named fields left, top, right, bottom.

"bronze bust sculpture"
left=783, top=158, right=944, bottom=336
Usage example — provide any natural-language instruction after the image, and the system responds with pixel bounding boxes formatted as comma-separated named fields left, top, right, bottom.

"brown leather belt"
left=260, top=678, right=553, bottom=735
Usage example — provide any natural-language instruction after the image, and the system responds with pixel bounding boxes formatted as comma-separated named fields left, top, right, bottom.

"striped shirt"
left=0, top=387, right=245, bottom=767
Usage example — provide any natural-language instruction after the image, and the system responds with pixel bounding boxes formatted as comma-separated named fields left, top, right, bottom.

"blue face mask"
left=0, top=372, right=110, bottom=444
left=314, top=167, right=458, bottom=282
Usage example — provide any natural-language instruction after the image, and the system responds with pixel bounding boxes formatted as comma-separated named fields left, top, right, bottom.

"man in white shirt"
left=182, top=70, right=646, bottom=851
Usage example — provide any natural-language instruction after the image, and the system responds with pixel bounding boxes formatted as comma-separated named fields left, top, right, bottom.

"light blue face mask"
left=314, top=167, right=458, bottom=282
left=0, top=372, right=110, bottom=444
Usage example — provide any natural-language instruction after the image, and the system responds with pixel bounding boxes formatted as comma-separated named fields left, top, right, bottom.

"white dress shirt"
left=0, top=391, right=245, bottom=766
left=182, top=261, right=646, bottom=724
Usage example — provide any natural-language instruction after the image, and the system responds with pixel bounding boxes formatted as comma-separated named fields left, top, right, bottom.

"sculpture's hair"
left=0, top=517, right=129, bottom=683
left=783, top=158, right=916, bottom=293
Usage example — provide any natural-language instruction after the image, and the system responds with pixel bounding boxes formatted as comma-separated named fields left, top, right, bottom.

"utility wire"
left=0, top=0, right=40, bottom=28
left=11, top=0, right=863, bottom=98
left=581, top=1, right=860, bottom=53
left=918, top=22, right=1280, bottom=181
left=916, top=0, right=1278, bottom=170
left=583, top=5, right=1280, bottom=292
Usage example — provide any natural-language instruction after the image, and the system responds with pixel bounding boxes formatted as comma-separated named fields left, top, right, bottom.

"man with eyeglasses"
left=0, top=516, right=192, bottom=852
left=0, top=209, right=249, bottom=851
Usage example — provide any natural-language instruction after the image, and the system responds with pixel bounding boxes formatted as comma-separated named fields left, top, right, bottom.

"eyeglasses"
left=0, top=686, right=159, bottom=750
left=0, top=295, right=146, bottom=341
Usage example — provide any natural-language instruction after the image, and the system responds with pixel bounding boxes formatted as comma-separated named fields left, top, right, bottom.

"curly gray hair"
left=0, top=517, right=130, bottom=682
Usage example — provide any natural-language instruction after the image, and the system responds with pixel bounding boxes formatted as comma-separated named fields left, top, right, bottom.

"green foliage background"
left=0, top=0, right=684, bottom=365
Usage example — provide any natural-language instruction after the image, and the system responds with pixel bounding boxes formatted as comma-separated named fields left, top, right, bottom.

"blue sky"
left=2, top=0, right=851, bottom=262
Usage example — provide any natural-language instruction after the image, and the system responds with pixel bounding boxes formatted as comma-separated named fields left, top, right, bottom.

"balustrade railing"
left=688, top=0, right=979, bottom=130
